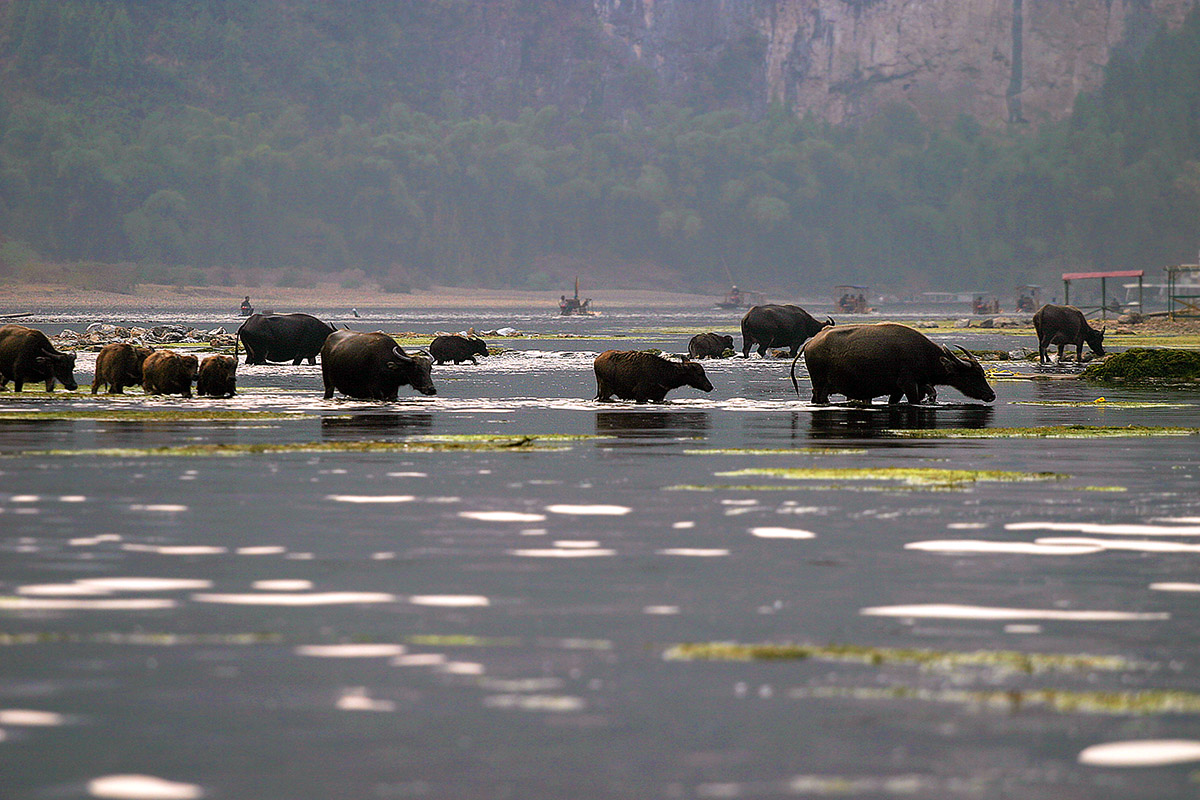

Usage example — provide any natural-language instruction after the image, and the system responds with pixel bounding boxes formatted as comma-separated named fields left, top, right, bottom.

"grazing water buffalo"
left=687, top=333, right=735, bottom=359
left=741, top=304, right=833, bottom=358
left=196, top=355, right=238, bottom=397
left=429, top=333, right=489, bottom=364
left=593, top=350, right=714, bottom=403
left=235, top=313, right=336, bottom=365
left=321, top=331, right=436, bottom=400
left=798, top=323, right=995, bottom=405
left=142, top=351, right=200, bottom=397
left=0, top=324, right=78, bottom=392
left=92, top=343, right=155, bottom=394
left=1033, top=304, right=1106, bottom=364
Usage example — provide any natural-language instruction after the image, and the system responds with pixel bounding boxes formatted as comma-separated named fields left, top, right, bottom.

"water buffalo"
left=142, top=351, right=200, bottom=398
left=92, top=343, right=155, bottom=394
left=321, top=330, right=436, bottom=400
left=429, top=333, right=489, bottom=364
left=593, top=350, right=714, bottom=403
left=196, top=355, right=237, bottom=398
left=235, top=313, right=336, bottom=365
left=798, top=323, right=996, bottom=405
left=1032, top=304, right=1106, bottom=364
left=687, top=333, right=735, bottom=359
left=0, top=324, right=78, bottom=392
left=741, top=304, right=833, bottom=358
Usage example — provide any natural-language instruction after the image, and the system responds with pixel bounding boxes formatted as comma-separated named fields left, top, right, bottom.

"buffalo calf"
left=593, top=350, right=713, bottom=403
left=429, top=333, right=489, bottom=364
left=142, top=351, right=200, bottom=398
left=1033, top=304, right=1105, bottom=364
left=92, top=343, right=155, bottom=394
left=196, top=355, right=237, bottom=397
left=687, top=333, right=734, bottom=359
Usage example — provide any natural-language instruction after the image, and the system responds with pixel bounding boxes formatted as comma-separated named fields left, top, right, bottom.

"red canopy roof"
left=1061, top=270, right=1144, bottom=280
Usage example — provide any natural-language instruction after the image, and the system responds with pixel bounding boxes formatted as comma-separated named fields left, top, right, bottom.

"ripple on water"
left=127, top=504, right=189, bottom=513
left=87, top=774, right=204, bottom=799
left=192, top=592, right=395, bottom=606
left=325, top=494, right=415, bottom=504
left=544, top=504, right=631, bottom=516
left=750, top=527, right=816, bottom=539
left=905, top=540, right=1103, bottom=556
left=459, top=511, right=547, bottom=523
left=408, top=595, right=490, bottom=607
left=295, top=644, right=406, bottom=658
left=860, top=603, right=1169, bottom=621
left=508, top=547, right=616, bottom=558
left=0, top=709, right=66, bottom=726
left=1078, top=740, right=1200, bottom=767
left=1007, top=521, right=1200, bottom=536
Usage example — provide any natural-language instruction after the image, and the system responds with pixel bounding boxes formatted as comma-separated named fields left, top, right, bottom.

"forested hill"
left=1, top=1, right=1200, bottom=295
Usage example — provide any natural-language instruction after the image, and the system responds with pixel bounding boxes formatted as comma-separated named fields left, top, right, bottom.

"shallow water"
left=2, top=306, right=1200, bottom=799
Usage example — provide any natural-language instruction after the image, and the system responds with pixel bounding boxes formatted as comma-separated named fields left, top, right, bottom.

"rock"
left=977, top=317, right=995, bottom=328
left=1118, top=313, right=1144, bottom=325
left=1008, top=347, right=1037, bottom=360
left=954, top=319, right=972, bottom=328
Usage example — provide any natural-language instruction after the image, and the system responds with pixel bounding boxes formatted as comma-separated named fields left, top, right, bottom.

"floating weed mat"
left=14, top=435, right=572, bottom=458
left=0, top=409, right=308, bottom=422
left=683, top=447, right=869, bottom=456
left=1083, top=347, right=1200, bottom=383
left=886, top=425, right=1200, bottom=439
left=789, top=685, right=1200, bottom=716
left=663, top=484, right=827, bottom=492
left=412, top=434, right=606, bottom=443
left=714, top=466, right=1065, bottom=489
left=662, top=642, right=1135, bottom=673
left=1011, top=400, right=1191, bottom=409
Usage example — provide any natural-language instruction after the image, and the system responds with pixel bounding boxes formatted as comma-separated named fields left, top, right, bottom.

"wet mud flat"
left=2, top=311, right=1200, bottom=799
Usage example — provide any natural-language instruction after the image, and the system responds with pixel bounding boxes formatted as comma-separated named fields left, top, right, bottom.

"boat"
left=559, top=277, right=595, bottom=316
left=714, top=286, right=763, bottom=309
left=834, top=285, right=872, bottom=314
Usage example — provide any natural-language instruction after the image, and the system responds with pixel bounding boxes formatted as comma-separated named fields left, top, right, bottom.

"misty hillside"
left=1, top=0, right=1200, bottom=294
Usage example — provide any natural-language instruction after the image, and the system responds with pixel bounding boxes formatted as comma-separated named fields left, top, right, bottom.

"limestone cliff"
left=593, top=0, right=1197, bottom=125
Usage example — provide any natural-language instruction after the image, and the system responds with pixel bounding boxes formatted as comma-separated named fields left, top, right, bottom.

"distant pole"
left=1064, top=278, right=1070, bottom=306
left=1139, top=275, right=1143, bottom=315
left=1101, top=276, right=1107, bottom=320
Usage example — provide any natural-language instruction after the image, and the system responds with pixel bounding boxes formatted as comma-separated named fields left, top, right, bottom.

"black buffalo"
left=593, top=350, right=714, bottom=403
left=1032, top=304, right=1106, bottom=364
left=429, top=333, right=489, bottom=364
left=741, top=304, right=834, bottom=358
left=196, top=355, right=238, bottom=398
left=687, top=332, right=735, bottom=359
left=92, top=343, right=155, bottom=394
left=798, top=323, right=995, bottom=405
left=235, top=313, right=336, bottom=365
left=0, top=324, right=78, bottom=392
left=321, top=331, right=436, bottom=400
left=142, top=351, right=200, bottom=398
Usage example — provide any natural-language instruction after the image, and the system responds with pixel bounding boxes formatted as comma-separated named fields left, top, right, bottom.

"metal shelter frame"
left=1166, top=264, right=1200, bottom=319
left=1061, top=270, right=1143, bottom=319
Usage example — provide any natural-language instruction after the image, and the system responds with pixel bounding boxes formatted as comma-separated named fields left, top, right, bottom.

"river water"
left=2, top=304, right=1199, bottom=800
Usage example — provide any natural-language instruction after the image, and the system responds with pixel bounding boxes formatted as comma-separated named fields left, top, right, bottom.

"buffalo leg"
left=741, top=339, right=753, bottom=358
left=307, top=355, right=317, bottom=365
left=1057, top=344, right=1066, bottom=362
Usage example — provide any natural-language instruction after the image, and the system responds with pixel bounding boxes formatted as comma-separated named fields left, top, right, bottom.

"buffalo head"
left=36, top=349, right=78, bottom=391
left=1085, top=326, right=1106, bottom=357
left=390, top=347, right=437, bottom=396
left=940, top=346, right=995, bottom=403
left=681, top=361, right=714, bottom=393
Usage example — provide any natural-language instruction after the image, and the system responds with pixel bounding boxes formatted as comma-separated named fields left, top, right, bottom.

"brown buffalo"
left=687, top=333, right=735, bottom=359
left=593, top=350, right=713, bottom=403
left=196, top=355, right=237, bottom=398
left=0, top=324, right=78, bottom=392
left=142, top=351, right=200, bottom=397
left=92, top=343, right=155, bottom=394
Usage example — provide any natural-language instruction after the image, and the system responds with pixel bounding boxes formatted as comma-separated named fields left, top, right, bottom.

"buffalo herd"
left=0, top=302, right=1112, bottom=405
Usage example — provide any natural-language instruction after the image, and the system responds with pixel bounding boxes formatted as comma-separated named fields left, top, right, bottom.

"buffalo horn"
left=391, top=346, right=412, bottom=361
left=825, top=316, right=834, bottom=326
left=952, top=345, right=979, bottom=364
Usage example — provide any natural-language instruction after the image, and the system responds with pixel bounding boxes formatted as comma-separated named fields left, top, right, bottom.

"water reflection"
left=320, top=413, right=434, bottom=439
left=595, top=410, right=710, bottom=443
left=808, top=404, right=994, bottom=439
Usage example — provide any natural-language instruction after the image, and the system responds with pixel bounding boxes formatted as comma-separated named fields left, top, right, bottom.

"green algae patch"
left=663, top=642, right=1133, bottom=674
left=414, top=433, right=605, bottom=443
left=1082, top=347, right=1200, bottom=384
left=0, top=409, right=307, bottom=422
left=14, top=436, right=571, bottom=458
left=663, top=484, right=824, bottom=492
left=404, top=634, right=521, bottom=647
left=715, top=466, right=1065, bottom=489
left=790, top=685, right=1200, bottom=716
left=887, top=425, right=1200, bottom=439
left=1012, top=400, right=1189, bottom=409
left=683, top=447, right=869, bottom=456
